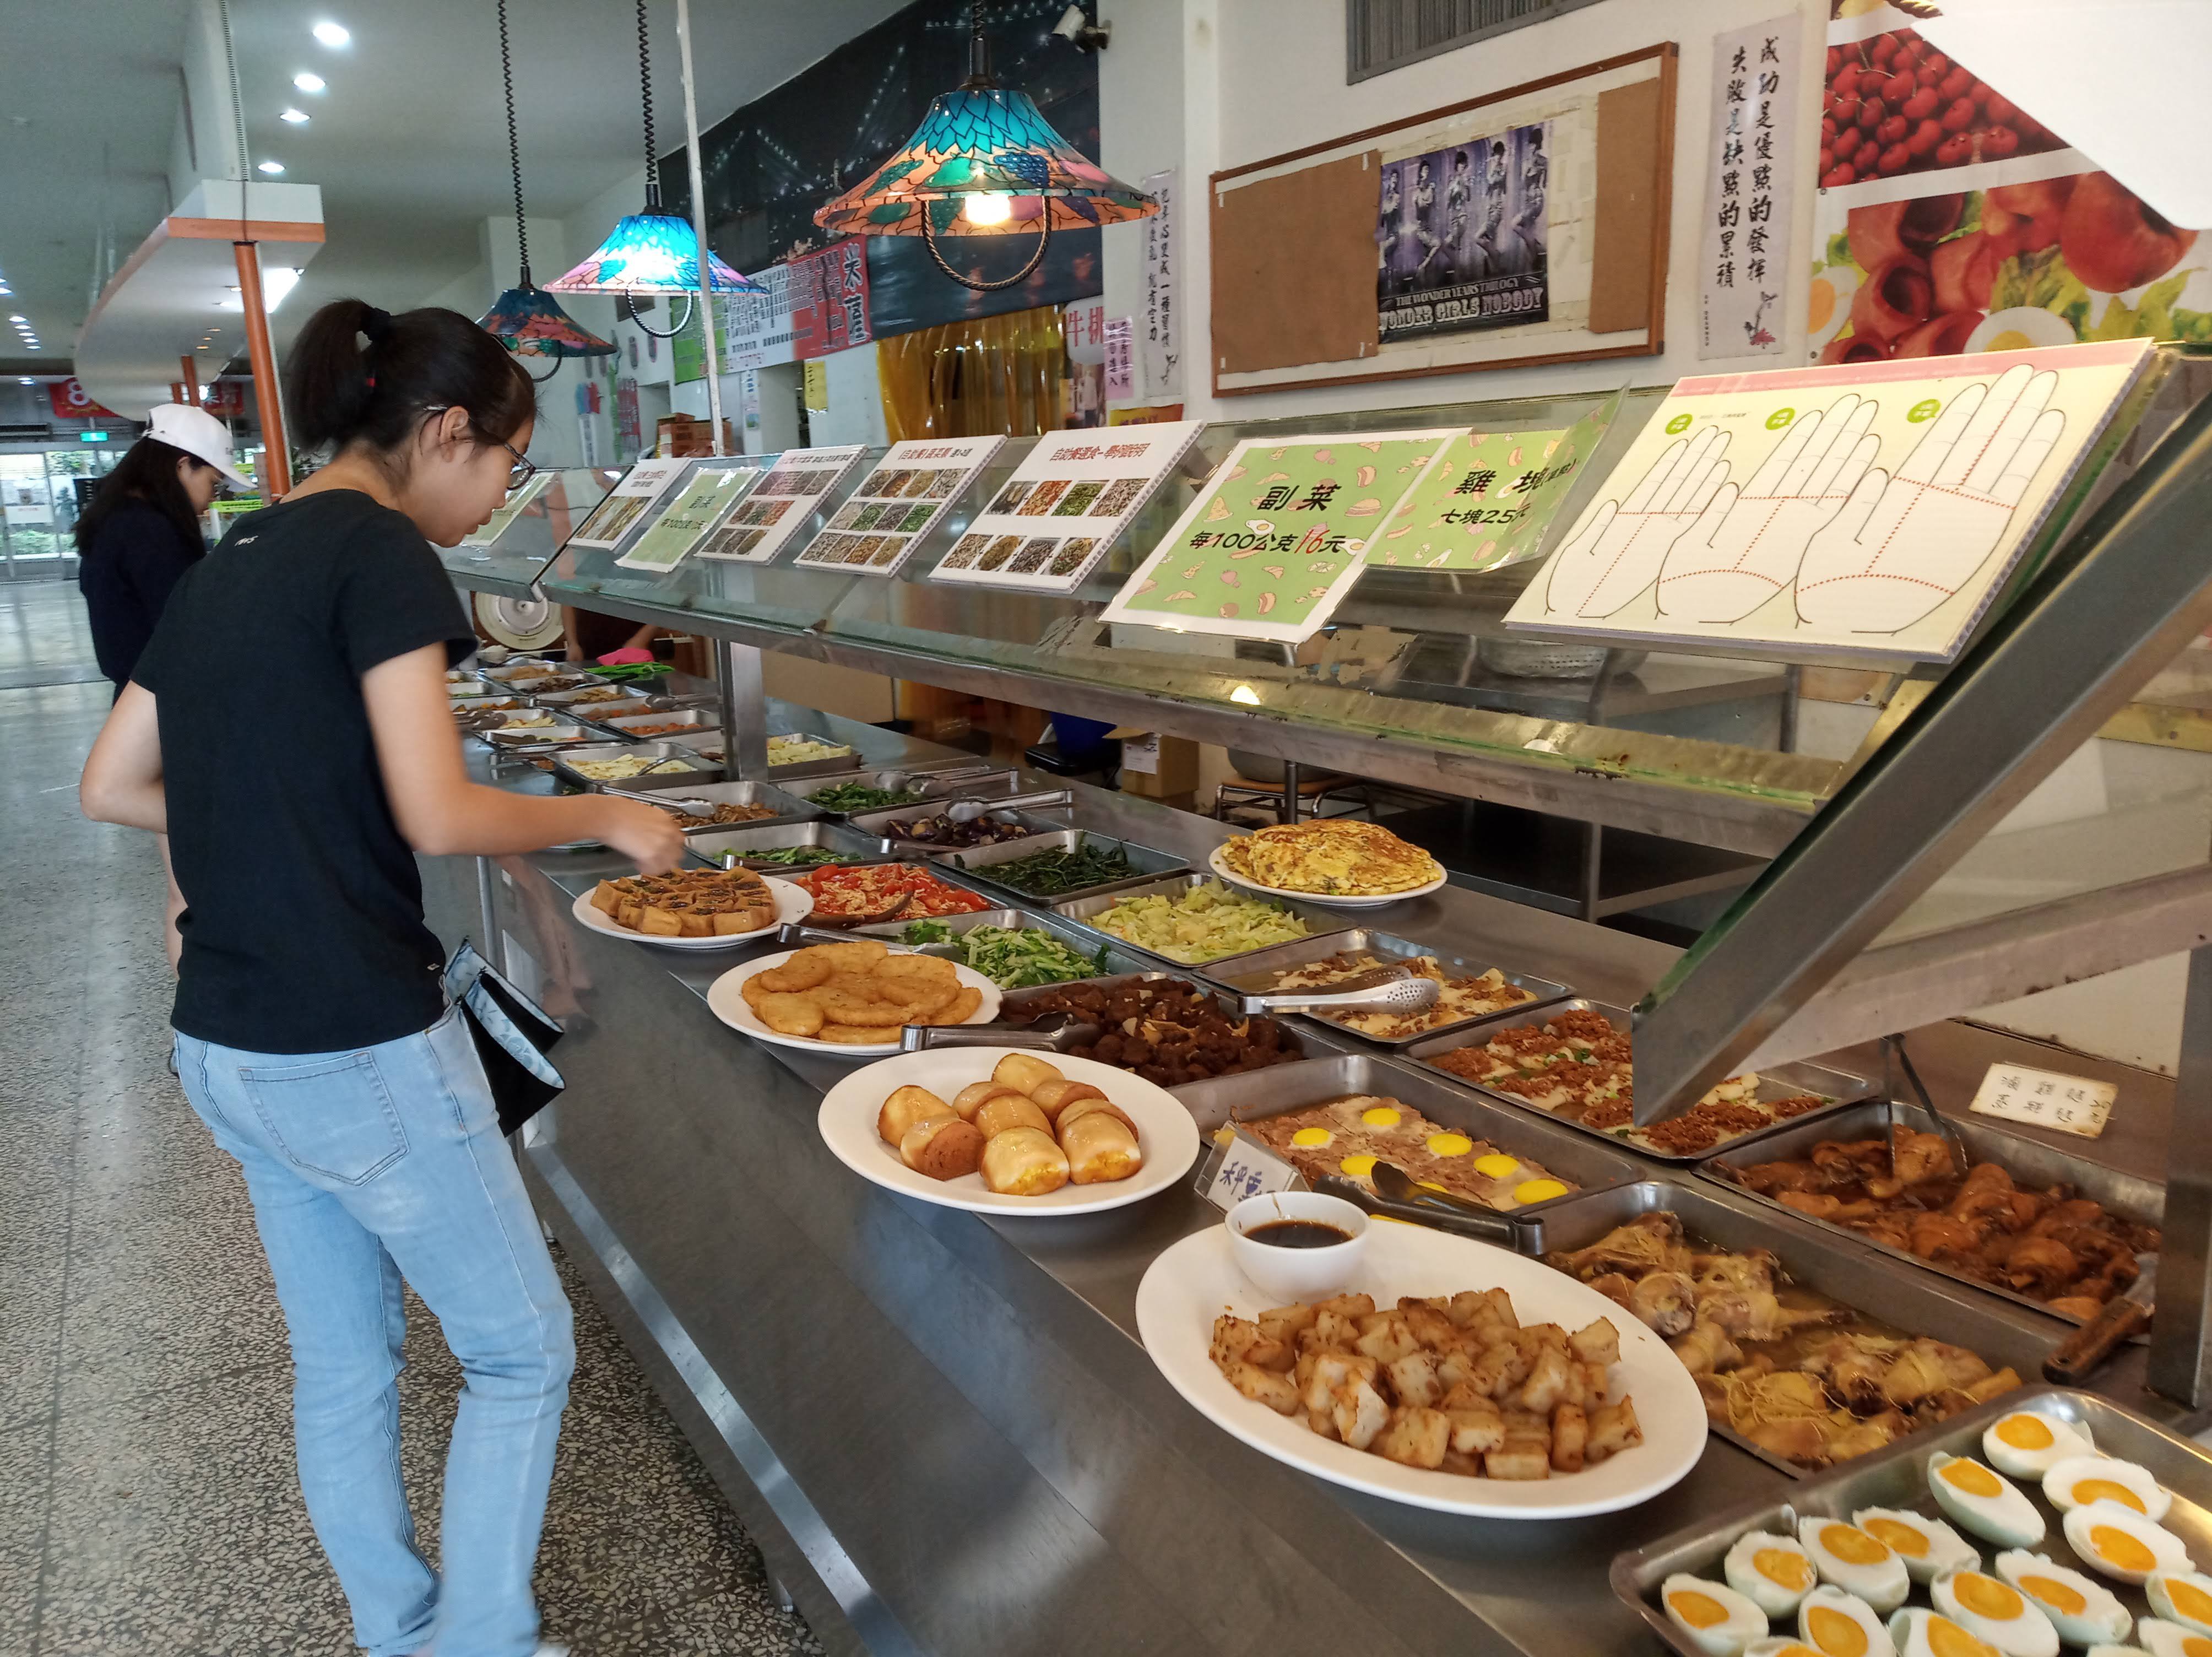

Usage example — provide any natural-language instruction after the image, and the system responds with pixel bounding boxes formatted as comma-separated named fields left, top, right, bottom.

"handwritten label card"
left=1200, top=1128, right=1306, bottom=1212
left=1970, top=1063, right=2116, bottom=1139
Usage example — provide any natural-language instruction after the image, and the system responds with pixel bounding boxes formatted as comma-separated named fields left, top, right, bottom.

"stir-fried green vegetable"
left=808, top=782, right=926, bottom=813
left=736, top=845, right=849, bottom=867
left=898, top=920, right=1109, bottom=988
left=971, top=836, right=1136, bottom=896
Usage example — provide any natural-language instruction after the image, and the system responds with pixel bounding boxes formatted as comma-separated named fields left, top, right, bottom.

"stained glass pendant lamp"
left=476, top=0, right=615, bottom=381
left=545, top=0, right=760, bottom=337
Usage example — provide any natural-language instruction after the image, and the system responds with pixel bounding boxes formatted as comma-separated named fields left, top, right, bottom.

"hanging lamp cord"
left=498, top=0, right=531, bottom=283
left=637, top=0, right=660, bottom=208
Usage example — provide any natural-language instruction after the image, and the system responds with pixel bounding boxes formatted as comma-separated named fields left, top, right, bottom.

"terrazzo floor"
left=0, top=578, right=823, bottom=1656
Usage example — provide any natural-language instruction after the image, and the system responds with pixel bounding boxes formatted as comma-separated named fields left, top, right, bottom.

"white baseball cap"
left=144, top=402, right=255, bottom=490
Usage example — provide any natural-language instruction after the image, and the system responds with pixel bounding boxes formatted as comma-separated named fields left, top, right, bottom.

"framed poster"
left=790, top=436, right=1006, bottom=577
left=1377, top=122, right=1551, bottom=344
left=563, top=458, right=687, bottom=550
left=1502, top=338, right=2155, bottom=663
left=1098, top=430, right=1455, bottom=644
left=462, top=472, right=554, bottom=547
left=932, top=421, right=1205, bottom=592
left=615, top=461, right=762, bottom=573
left=1365, top=398, right=1615, bottom=572
left=700, top=444, right=868, bottom=563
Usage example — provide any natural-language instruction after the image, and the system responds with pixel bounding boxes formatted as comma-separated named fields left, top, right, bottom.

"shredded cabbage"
left=1089, top=879, right=1309, bottom=963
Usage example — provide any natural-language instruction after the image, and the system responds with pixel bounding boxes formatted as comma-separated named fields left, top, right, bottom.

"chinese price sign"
left=1699, top=15, right=1801, bottom=358
left=1969, top=1063, right=2116, bottom=1140
left=1201, top=1130, right=1304, bottom=1213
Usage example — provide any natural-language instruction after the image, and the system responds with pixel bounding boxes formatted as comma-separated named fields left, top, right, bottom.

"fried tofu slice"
left=1384, top=1351, right=1442, bottom=1410
left=1550, top=1402, right=1588, bottom=1474
left=1374, top=1405, right=1450, bottom=1470
left=1568, top=1318, right=1620, bottom=1369
left=1585, top=1396, right=1642, bottom=1465
left=1445, top=1398, right=1505, bottom=1455
left=1331, top=1373, right=1390, bottom=1451
left=1224, top=1361, right=1299, bottom=1415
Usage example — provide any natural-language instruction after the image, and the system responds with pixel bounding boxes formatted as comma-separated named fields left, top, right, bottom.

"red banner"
left=789, top=240, right=873, bottom=360
left=200, top=379, right=247, bottom=418
left=48, top=378, right=120, bottom=421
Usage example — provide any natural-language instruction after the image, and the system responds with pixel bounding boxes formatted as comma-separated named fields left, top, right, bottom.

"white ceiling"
left=0, top=0, right=911, bottom=378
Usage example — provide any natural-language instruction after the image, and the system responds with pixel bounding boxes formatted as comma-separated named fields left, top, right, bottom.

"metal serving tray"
left=590, top=707, right=723, bottom=743
left=1049, top=871, right=1349, bottom=972
left=788, top=767, right=1026, bottom=816
left=763, top=735, right=864, bottom=778
left=939, top=829, right=1190, bottom=903
left=849, top=906, right=1153, bottom=981
left=548, top=740, right=723, bottom=792
left=1198, top=928, right=1573, bottom=1047
left=532, top=685, right=653, bottom=714
left=503, top=672, right=597, bottom=695
left=1543, top=1179, right=2061, bottom=1480
left=475, top=659, right=560, bottom=684
left=683, top=819, right=891, bottom=870
left=1405, top=997, right=1875, bottom=1164
left=1175, top=1053, right=1643, bottom=1213
left=625, top=778, right=818, bottom=836
left=991, top=970, right=1341, bottom=1069
left=1698, top=1097, right=2165, bottom=1326
left=1615, top=1387, right=2211, bottom=1655
left=481, top=721, right=593, bottom=751
left=845, top=803, right=1074, bottom=859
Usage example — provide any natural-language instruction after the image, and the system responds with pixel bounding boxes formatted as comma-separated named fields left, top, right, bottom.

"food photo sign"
left=1504, top=338, right=2154, bottom=663
left=698, top=444, right=868, bottom=564
left=562, top=457, right=687, bottom=551
left=1099, top=430, right=1454, bottom=644
left=932, top=420, right=1204, bottom=592
left=615, top=461, right=762, bottom=573
left=791, top=436, right=1006, bottom=577
left=1365, top=397, right=1616, bottom=573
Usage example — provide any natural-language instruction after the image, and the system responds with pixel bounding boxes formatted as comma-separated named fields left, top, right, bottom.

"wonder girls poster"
left=1377, top=121, right=1551, bottom=344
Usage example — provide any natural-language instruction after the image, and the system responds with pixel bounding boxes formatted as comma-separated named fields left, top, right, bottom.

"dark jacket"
left=79, top=497, right=205, bottom=688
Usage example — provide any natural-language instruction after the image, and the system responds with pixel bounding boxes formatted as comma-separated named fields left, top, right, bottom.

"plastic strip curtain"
left=875, top=305, right=1067, bottom=443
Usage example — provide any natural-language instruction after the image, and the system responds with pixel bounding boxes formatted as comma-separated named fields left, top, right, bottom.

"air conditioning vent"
left=1347, top=0, right=1606, bottom=83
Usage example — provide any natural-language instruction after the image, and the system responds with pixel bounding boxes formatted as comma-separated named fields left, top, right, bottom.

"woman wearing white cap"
left=74, top=402, right=253, bottom=696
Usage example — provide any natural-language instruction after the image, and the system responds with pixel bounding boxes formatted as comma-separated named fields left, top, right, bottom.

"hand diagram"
left=1797, top=362, right=2064, bottom=636
left=1543, top=425, right=1731, bottom=619
left=1655, top=393, right=1881, bottom=624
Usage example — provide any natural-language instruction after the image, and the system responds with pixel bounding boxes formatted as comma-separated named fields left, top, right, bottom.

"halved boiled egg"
left=1749, top=1642, right=1831, bottom=1657
left=1727, top=1533, right=1819, bottom=1617
left=1890, top=1606, right=2004, bottom=1657
left=1992, top=1550, right=2131, bottom=1645
left=1802, top=1585, right=1897, bottom=1657
left=2085, top=1646, right=2155, bottom=1657
left=2044, top=1458, right=2171, bottom=1524
left=1984, top=1413, right=2095, bottom=1479
left=1801, top=1519, right=1912, bottom=1612
left=1665, top=1574, right=1770, bottom=1656
left=1931, top=1454, right=2047, bottom=1549
left=1931, top=1565, right=2060, bottom=1657
left=2063, top=1504, right=2193, bottom=1586
left=2147, top=1574, right=2212, bottom=1637
left=1965, top=308, right=2077, bottom=355
left=2139, top=1619, right=2212, bottom=1657
left=1856, top=1508, right=1979, bottom=1584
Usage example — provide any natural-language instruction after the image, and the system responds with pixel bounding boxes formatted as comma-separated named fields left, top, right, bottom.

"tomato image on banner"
left=1810, top=1, right=2208, bottom=362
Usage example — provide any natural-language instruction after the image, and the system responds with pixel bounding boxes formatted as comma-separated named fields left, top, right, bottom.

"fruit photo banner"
left=1809, top=2, right=2208, bottom=364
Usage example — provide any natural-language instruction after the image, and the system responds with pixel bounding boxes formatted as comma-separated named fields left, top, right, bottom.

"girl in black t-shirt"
left=81, top=300, right=682, bottom=1657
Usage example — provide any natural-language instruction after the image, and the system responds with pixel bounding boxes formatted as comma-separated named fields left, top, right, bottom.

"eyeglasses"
left=421, top=405, right=536, bottom=489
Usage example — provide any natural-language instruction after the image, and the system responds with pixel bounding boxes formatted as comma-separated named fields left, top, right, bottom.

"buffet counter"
left=416, top=719, right=2196, bottom=1657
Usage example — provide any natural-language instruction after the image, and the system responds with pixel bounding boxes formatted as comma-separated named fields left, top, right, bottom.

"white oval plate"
left=817, top=1047, right=1200, bottom=1214
left=569, top=875, right=811, bottom=950
left=707, top=949, right=1001, bottom=1057
left=1135, top=1220, right=1707, bottom=1519
left=1207, top=842, right=1447, bottom=908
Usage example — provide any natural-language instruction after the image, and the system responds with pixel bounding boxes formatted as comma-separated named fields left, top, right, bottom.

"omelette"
left=1219, top=819, right=1441, bottom=896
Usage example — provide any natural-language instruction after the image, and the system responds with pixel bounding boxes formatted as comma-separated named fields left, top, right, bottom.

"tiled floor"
left=1, top=579, right=823, bottom=1655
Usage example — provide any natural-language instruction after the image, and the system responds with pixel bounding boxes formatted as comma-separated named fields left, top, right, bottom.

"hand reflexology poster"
left=1503, top=339, right=2153, bottom=663
left=1099, top=431, right=1454, bottom=645
left=1378, top=121, right=1550, bottom=343
left=932, top=420, right=1204, bottom=592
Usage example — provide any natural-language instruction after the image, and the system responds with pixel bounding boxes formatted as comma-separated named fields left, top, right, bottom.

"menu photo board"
left=700, top=444, right=868, bottom=564
left=562, top=457, right=687, bottom=551
left=614, top=459, right=763, bottom=573
left=1098, top=430, right=1456, bottom=643
left=932, top=421, right=1206, bottom=592
left=792, top=436, right=1007, bottom=577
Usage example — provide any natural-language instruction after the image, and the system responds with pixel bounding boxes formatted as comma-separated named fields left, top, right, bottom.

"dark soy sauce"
left=1246, top=1219, right=1355, bottom=1249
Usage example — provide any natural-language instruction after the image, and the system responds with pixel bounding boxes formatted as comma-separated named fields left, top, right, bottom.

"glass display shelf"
left=442, top=467, right=620, bottom=600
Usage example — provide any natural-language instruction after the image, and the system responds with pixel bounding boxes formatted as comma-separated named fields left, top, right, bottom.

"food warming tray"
left=548, top=740, right=725, bottom=792
left=683, top=819, right=891, bottom=870
left=1197, top=927, right=1571, bottom=1046
left=843, top=804, right=1079, bottom=861
left=791, top=768, right=1027, bottom=815
left=991, top=971, right=1347, bottom=1068
left=588, top=706, right=722, bottom=743
left=1048, top=872, right=1352, bottom=971
left=939, top=829, right=1191, bottom=902
left=1614, top=1387, right=2212, bottom=1657
left=625, top=778, right=820, bottom=835
left=849, top=906, right=1158, bottom=981
left=1542, top=1179, right=2061, bottom=1480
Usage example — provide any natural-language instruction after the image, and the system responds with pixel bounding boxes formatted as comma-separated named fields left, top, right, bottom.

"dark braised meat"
left=1000, top=978, right=1304, bottom=1085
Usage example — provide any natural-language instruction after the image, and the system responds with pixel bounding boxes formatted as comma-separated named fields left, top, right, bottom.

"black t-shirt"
left=134, top=489, right=476, bottom=1053
left=78, top=497, right=204, bottom=687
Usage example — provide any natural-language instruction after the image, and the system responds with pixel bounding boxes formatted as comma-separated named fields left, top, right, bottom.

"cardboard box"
left=1108, top=729, right=1200, bottom=800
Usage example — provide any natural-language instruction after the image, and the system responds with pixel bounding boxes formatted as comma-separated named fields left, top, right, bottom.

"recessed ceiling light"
left=6, top=315, right=21, bottom=323
left=313, top=20, right=350, bottom=46
left=258, top=160, right=285, bottom=175
left=17, top=378, right=31, bottom=385
left=281, top=107, right=309, bottom=124
left=294, top=72, right=325, bottom=93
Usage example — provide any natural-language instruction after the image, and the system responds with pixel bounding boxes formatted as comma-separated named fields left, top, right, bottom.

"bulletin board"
left=1209, top=43, right=1678, bottom=398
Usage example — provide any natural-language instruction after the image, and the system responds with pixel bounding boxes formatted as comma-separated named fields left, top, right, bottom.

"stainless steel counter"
left=420, top=729, right=2194, bottom=1657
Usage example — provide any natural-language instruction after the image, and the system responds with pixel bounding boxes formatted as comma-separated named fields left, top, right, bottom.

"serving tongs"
left=601, top=785, right=726, bottom=816
left=941, top=789, right=1075, bottom=822
left=1880, top=1033, right=1973, bottom=1184
left=769, top=891, right=915, bottom=939
left=1311, top=1161, right=1547, bottom=1254
left=899, top=1010, right=1092, bottom=1053
left=1237, top=965, right=1441, bottom=1017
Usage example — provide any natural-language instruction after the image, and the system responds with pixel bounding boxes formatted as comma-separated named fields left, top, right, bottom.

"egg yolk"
left=1953, top=1575, right=2024, bottom=1620
left=1427, top=1134, right=1474, bottom=1158
left=2017, top=1576, right=2085, bottom=1616
left=1939, top=1459, right=2004, bottom=1498
left=1994, top=1415, right=2055, bottom=1450
left=1928, top=1616, right=2000, bottom=1657
left=1755, top=1549, right=1812, bottom=1590
left=2184, top=1639, right=2212, bottom=1657
left=1777, top=1647, right=1824, bottom=1657
left=1989, top=330, right=2035, bottom=352
left=1861, top=1518, right=1929, bottom=1558
left=1514, top=1179, right=1569, bottom=1205
left=1807, top=1605, right=1870, bottom=1657
left=1472, top=1152, right=1521, bottom=1176
left=2167, top=1581, right=2212, bottom=1624
left=1819, top=1524, right=1891, bottom=1566
left=2072, top=1479, right=2145, bottom=1513
left=1809, top=283, right=1837, bottom=333
left=1359, top=1106, right=1402, bottom=1128
left=1669, top=1590, right=1730, bottom=1629
left=1338, top=1154, right=1378, bottom=1178
left=2091, top=1525, right=2157, bottom=1573
left=1289, top=1127, right=1332, bottom=1148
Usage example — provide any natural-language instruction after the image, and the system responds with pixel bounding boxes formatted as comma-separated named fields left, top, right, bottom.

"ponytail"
left=285, top=298, right=534, bottom=463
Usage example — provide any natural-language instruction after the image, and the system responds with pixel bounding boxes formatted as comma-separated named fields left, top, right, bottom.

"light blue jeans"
left=176, top=1005, right=575, bottom=1657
